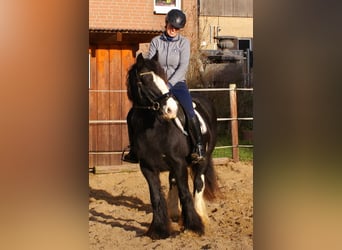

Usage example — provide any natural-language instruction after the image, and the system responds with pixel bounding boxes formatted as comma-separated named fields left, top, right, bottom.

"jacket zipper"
left=166, top=41, right=170, bottom=81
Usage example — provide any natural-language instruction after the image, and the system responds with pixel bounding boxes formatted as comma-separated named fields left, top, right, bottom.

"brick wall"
left=89, top=0, right=199, bottom=73
left=89, top=0, right=197, bottom=34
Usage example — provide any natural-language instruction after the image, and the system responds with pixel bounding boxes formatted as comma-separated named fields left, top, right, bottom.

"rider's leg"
left=188, top=115, right=205, bottom=162
left=122, top=108, right=139, bottom=163
left=169, top=82, right=205, bottom=162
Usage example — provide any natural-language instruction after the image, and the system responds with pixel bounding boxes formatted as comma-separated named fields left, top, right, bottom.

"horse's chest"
left=137, top=124, right=183, bottom=149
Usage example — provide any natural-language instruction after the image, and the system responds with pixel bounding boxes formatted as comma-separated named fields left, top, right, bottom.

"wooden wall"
left=89, top=45, right=135, bottom=167
left=200, top=0, right=253, bottom=17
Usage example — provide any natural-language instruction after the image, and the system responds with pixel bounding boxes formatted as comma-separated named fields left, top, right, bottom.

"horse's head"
left=127, top=53, right=178, bottom=120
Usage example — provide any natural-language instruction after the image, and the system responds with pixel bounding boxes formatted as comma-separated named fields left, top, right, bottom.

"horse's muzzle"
left=162, top=98, right=178, bottom=120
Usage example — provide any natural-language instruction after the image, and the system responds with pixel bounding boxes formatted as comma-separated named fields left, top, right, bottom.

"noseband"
left=134, top=71, right=172, bottom=111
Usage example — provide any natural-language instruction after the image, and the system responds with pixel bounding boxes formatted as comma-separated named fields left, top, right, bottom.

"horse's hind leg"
left=140, top=166, right=170, bottom=239
left=174, top=164, right=204, bottom=235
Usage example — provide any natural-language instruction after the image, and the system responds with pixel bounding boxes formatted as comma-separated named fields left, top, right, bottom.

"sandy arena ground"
left=89, top=160, right=253, bottom=249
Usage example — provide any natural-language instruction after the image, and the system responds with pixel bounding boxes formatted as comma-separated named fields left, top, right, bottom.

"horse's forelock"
left=144, top=58, right=167, bottom=83
left=126, top=56, right=167, bottom=102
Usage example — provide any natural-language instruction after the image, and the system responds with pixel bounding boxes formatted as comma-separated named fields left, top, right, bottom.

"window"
left=238, top=38, right=253, bottom=68
left=238, top=38, right=253, bottom=51
left=154, top=0, right=181, bottom=14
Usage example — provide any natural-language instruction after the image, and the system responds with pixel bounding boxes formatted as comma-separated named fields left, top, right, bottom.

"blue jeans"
left=169, top=81, right=195, bottom=118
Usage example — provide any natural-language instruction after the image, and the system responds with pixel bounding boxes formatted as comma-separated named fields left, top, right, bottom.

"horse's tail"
left=203, top=158, right=222, bottom=201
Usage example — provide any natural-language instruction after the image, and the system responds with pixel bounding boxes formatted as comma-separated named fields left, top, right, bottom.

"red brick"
left=90, top=0, right=197, bottom=33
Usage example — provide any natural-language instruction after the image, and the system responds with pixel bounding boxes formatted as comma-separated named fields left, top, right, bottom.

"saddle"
left=174, top=102, right=207, bottom=136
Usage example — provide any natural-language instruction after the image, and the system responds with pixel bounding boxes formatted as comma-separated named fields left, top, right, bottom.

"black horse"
left=125, top=53, right=219, bottom=239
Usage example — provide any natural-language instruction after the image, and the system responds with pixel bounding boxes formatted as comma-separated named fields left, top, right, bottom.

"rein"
left=133, top=71, right=171, bottom=111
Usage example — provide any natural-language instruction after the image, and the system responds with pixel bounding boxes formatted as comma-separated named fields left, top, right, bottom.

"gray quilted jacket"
left=148, top=32, right=190, bottom=86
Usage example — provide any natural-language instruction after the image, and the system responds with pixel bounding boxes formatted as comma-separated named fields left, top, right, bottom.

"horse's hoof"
left=183, top=218, right=205, bottom=236
left=145, top=230, right=170, bottom=240
left=145, top=225, right=170, bottom=240
left=191, top=227, right=205, bottom=236
left=182, top=228, right=204, bottom=237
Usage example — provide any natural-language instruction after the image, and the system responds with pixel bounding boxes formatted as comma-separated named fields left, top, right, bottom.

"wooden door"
left=89, top=45, right=135, bottom=167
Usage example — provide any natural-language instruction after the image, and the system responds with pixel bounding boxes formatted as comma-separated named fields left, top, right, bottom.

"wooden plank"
left=96, top=49, right=111, bottom=165
left=116, top=32, right=123, bottom=42
left=90, top=158, right=230, bottom=174
left=109, top=47, right=122, bottom=162
left=200, top=0, right=253, bottom=17
left=89, top=47, right=98, bottom=166
left=92, top=164, right=140, bottom=174
left=121, top=47, right=135, bottom=149
left=89, top=47, right=97, bottom=90
left=247, top=0, right=253, bottom=17
left=201, top=0, right=232, bottom=16
left=229, top=84, right=239, bottom=162
left=223, top=0, right=233, bottom=16
left=233, top=0, right=247, bottom=17
left=109, top=48, right=121, bottom=123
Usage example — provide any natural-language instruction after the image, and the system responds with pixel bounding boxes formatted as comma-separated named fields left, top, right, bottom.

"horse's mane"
left=126, top=52, right=167, bottom=102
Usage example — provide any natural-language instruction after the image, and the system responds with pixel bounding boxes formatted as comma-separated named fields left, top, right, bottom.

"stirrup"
left=191, top=153, right=205, bottom=163
left=121, top=146, right=139, bottom=163
left=191, top=144, right=205, bottom=163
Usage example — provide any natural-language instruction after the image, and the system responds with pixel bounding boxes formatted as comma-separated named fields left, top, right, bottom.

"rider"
left=123, top=9, right=205, bottom=163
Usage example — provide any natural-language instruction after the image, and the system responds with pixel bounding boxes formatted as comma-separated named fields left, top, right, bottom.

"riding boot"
left=122, top=147, right=139, bottom=163
left=189, top=115, right=205, bottom=163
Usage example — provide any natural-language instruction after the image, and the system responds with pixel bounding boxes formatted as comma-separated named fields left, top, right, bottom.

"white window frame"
left=154, top=0, right=181, bottom=14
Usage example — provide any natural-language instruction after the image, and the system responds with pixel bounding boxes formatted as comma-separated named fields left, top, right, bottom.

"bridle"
left=133, top=71, right=172, bottom=111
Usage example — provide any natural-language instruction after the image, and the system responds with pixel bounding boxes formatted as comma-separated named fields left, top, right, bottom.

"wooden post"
left=229, top=84, right=239, bottom=162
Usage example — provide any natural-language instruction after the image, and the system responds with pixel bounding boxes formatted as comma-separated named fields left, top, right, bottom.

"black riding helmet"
left=165, top=9, right=186, bottom=29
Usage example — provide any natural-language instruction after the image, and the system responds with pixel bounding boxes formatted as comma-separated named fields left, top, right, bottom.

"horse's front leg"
left=140, top=164, right=170, bottom=239
left=173, top=162, right=204, bottom=235
left=167, top=171, right=180, bottom=222
left=192, top=161, right=209, bottom=225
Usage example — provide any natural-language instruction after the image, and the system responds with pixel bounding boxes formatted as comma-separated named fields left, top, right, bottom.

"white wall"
left=199, top=17, right=253, bottom=50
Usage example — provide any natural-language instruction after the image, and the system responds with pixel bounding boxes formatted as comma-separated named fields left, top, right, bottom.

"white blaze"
left=151, top=72, right=178, bottom=119
left=151, top=72, right=169, bottom=94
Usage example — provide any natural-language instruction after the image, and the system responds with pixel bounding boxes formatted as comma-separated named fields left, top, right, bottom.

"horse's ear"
left=136, top=53, right=144, bottom=68
left=151, top=51, right=159, bottom=62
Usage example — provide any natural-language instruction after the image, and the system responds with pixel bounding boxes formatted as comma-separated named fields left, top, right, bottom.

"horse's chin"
left=162, top=99, right=178, bottom=120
